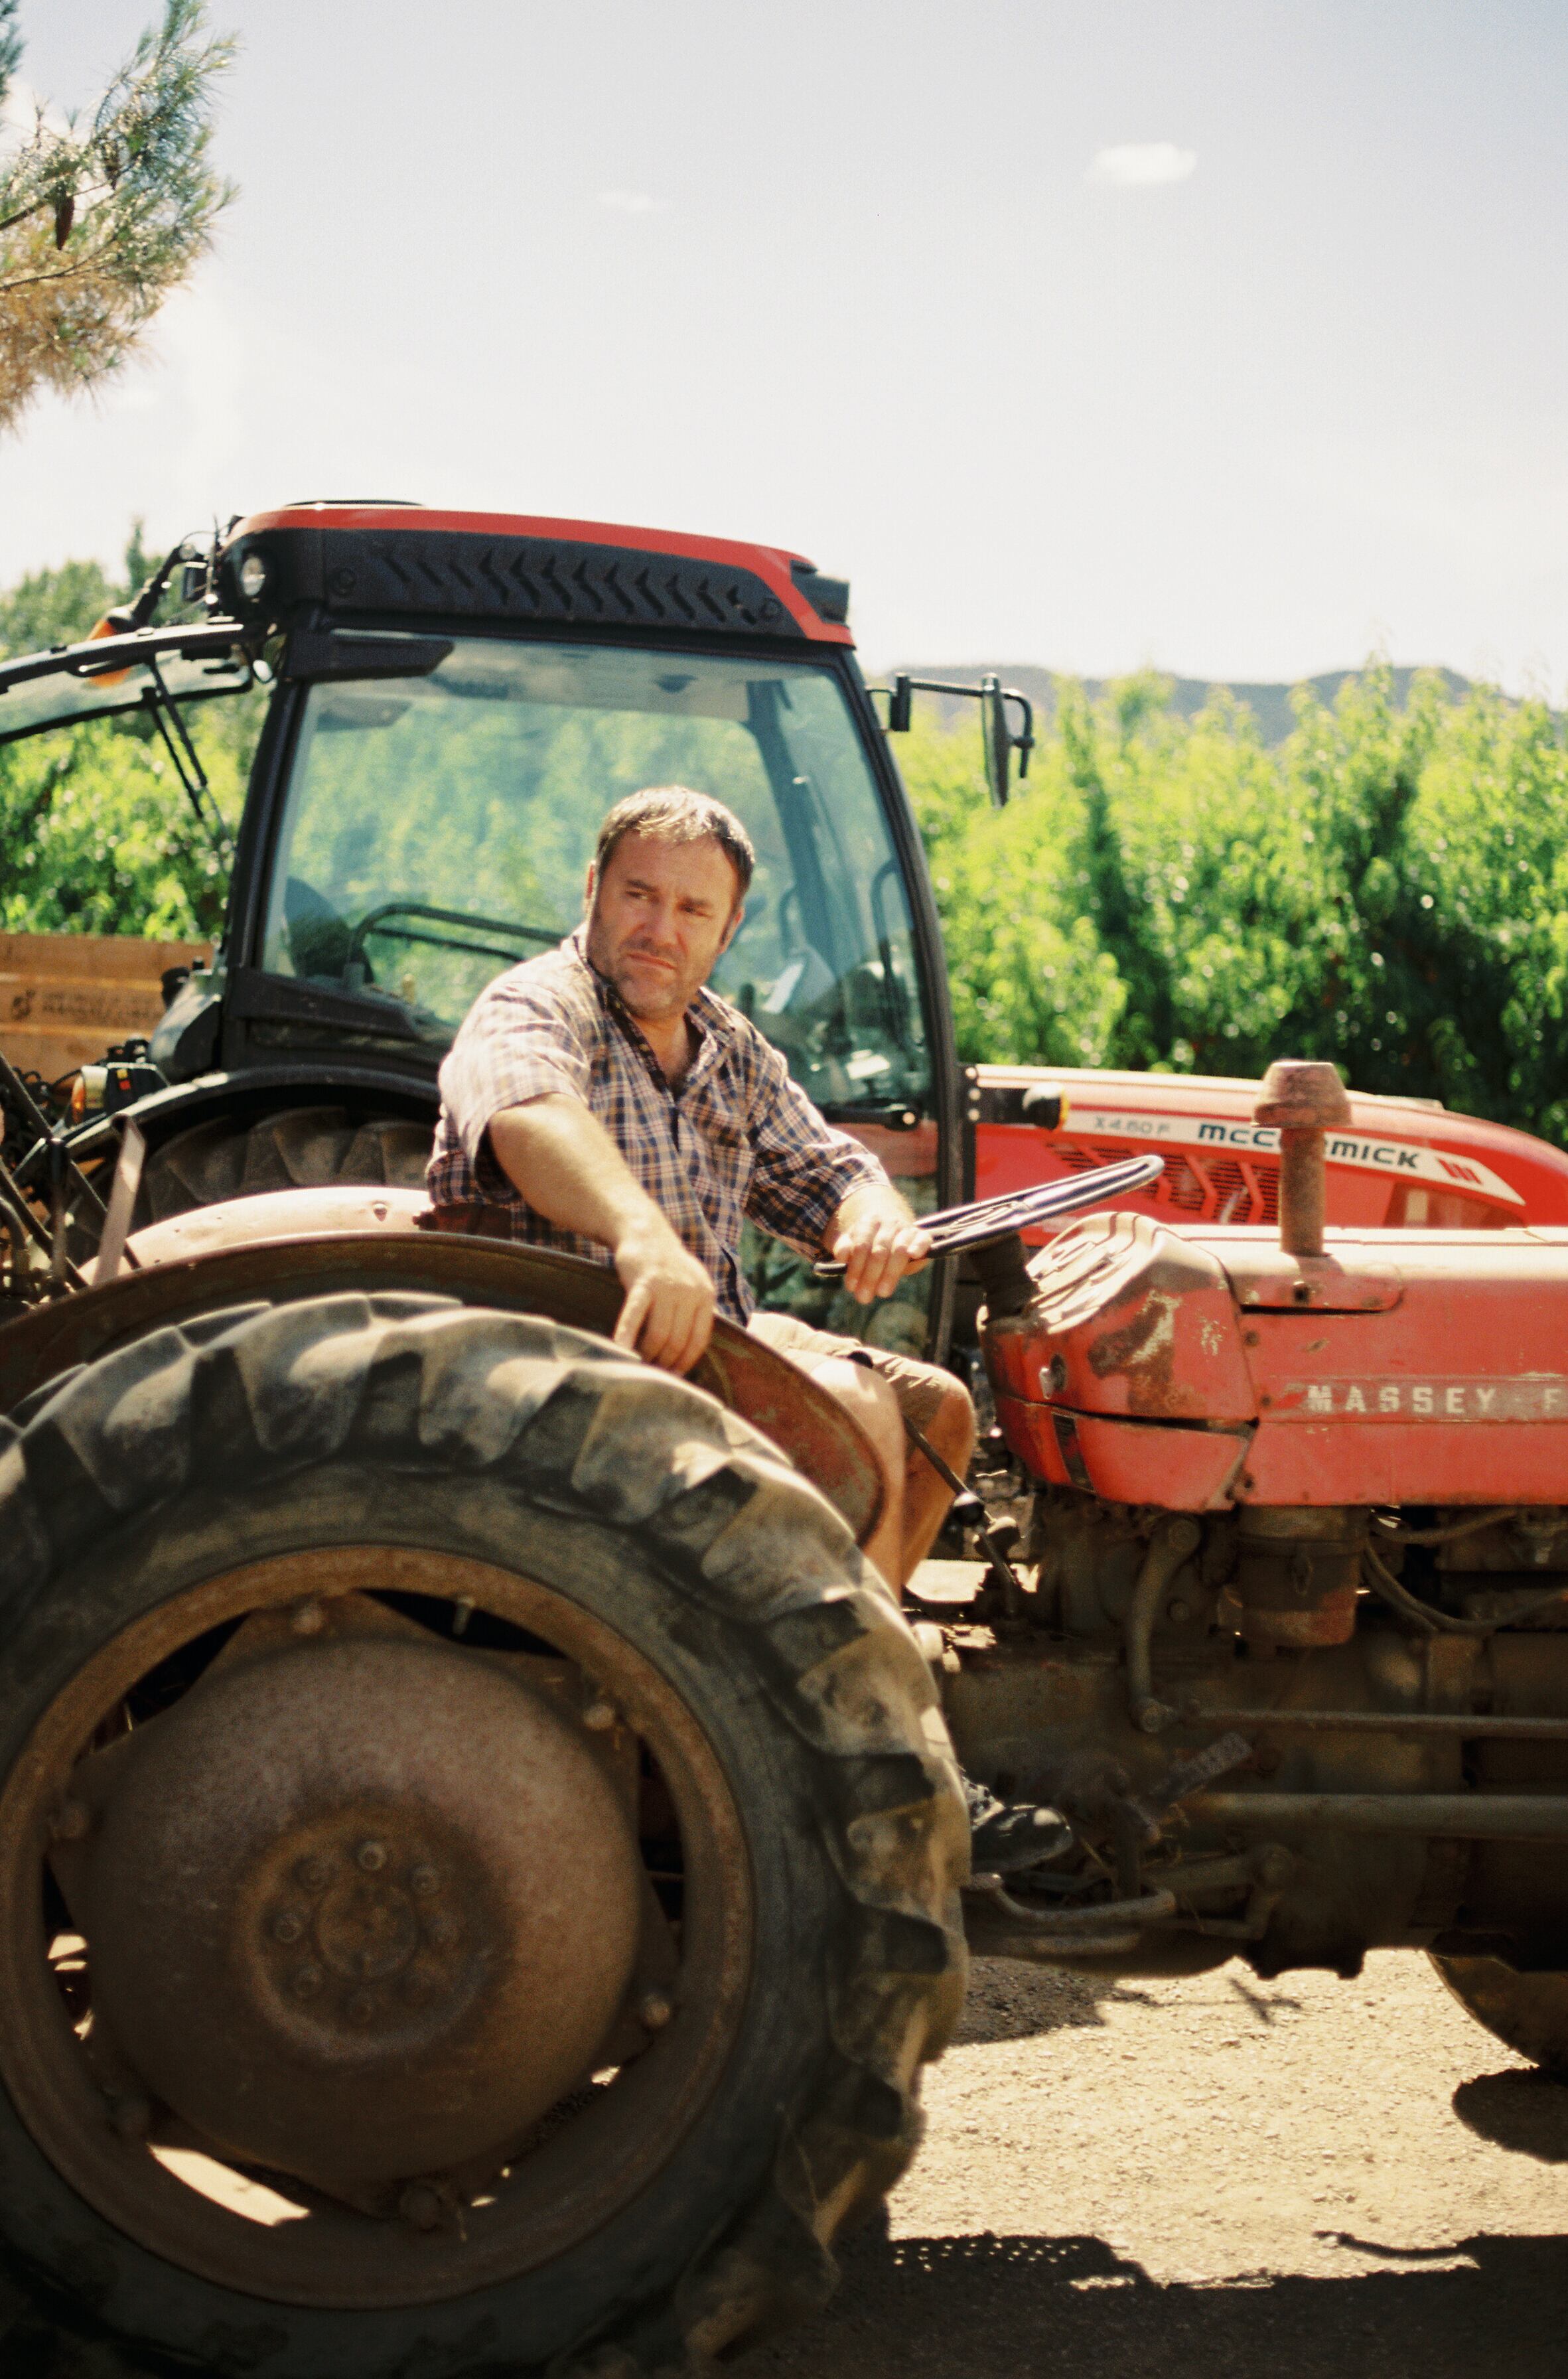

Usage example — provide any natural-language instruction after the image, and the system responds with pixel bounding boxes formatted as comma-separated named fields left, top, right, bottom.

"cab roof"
left=219, top=503, right=854, bottom=646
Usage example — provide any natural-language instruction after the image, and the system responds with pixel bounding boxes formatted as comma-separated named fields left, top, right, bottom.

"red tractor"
left=0, top=510, right=1564, bottom=2378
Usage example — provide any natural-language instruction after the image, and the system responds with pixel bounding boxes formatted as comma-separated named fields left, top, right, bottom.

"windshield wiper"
left=143, top=655, right=234, bottom=865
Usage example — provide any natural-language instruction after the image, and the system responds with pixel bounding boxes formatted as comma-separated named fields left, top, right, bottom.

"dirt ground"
left=757, top=1950, right=1568, bottom=2379
left=7, top=1948, right=1566, bottom=2376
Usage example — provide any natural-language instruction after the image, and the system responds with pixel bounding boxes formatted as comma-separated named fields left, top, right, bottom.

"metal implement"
left=812, top=1153, right=1164, bottom=1279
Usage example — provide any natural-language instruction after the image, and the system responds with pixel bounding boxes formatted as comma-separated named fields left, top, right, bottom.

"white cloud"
left=597, top=188, right=665, bottom=215
left=1088, top=142, right=1196, bottom=190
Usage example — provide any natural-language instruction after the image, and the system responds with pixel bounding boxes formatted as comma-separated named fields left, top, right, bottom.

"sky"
left=4, top=1, right=1568, bottom=691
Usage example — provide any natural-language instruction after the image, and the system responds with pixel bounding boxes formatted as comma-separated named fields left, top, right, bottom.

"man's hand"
left=829, top=1186, right=931, bottom=1306
left=612, top=1214, right=717, bottom=1375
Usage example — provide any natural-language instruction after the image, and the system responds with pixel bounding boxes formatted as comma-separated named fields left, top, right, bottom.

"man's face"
left=584, top=831, right=743, bottom=1022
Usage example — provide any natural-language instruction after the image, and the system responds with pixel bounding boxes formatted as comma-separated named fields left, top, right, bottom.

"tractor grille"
left=1048, top=1137, right=1280, bottom=1226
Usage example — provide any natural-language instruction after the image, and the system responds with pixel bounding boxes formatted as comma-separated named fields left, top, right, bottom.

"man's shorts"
left=747, top=1309, right=965, bottom=1440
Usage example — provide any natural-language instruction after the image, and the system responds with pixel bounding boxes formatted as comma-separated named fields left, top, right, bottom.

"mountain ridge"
left=889, top=664, right=1474, bottom=748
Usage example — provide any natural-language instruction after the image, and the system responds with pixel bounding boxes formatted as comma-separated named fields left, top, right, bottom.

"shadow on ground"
left=1453, top=2066, right=1568, bottom=2161
left=754, top=2224, right=1568, bottom=2379
left=953, top=1960, right=1154, bottom=2045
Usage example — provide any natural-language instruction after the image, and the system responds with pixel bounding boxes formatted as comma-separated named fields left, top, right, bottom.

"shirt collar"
left=567, top=926, right=736, bottom=1086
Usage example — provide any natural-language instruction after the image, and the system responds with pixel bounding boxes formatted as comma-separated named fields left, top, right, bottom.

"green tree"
left=0, top=522, right=257, bottom=939
left=0, top=0, right=236, bottom=437
left=898, top=663, right=1568, bottom=1143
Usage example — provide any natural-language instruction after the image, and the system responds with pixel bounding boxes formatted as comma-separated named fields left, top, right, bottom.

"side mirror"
left=980, top=674, right=1034, bottom=808
left=873, top=672, right=1033, bottom=806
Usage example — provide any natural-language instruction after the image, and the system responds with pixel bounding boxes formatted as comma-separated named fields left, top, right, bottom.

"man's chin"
left=614, top=968, right=687, bottom=1020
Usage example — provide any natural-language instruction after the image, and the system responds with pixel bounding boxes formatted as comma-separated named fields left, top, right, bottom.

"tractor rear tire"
left=1430, top=1953, right=1568, bottom=2072
left=139, top=1105, right=431, bottom=1222
left=0, top=1292, right=967, bottom=2379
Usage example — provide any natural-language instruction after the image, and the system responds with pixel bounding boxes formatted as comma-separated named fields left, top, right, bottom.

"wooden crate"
left=0, top=931, right=212, bottom=1082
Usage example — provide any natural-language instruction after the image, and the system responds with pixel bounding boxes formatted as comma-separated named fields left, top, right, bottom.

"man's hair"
left=594, top=786, right=755, bottom=904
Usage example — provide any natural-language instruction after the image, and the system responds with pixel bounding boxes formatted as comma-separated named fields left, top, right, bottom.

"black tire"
left=1431, top=1953, right=1568, bottom=2072
left=139, top=1106, right=432, bottom=1221
left=0, top=1292, right=967, bottom=2378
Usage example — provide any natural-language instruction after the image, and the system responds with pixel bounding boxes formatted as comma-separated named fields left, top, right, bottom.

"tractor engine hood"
left=985, top=1210, right=1568, bottom=1512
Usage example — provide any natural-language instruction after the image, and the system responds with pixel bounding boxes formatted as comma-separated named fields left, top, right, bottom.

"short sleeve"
left=435, top=958, right=597, bottom=1196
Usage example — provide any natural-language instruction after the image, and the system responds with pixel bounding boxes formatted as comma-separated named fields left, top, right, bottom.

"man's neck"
left=633, top=1007, right=697, bottom=1086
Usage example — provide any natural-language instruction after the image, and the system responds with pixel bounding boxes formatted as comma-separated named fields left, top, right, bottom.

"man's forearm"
left=827, top=1179, right=930, bottom=1305
left=830, top=1180, right=916, bottom=1239
left=488, top=1094, right=666, bottom=1250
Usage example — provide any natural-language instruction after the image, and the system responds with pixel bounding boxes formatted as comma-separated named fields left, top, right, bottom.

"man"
left=428, top=786, right=1069, bottom=1872
left=427, top=784, right=974, bottom=1593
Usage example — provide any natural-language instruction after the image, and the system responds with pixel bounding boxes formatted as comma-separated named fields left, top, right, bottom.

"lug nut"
left=425, top=1910, right=458, bottom=1947
left=291, top=1963, right=323, bottom=1999
left=409, top=1865, right=440, bottom=1897
left=583, top=1698, right=617, bottom=1732
left=271, top=1909, right=306, bottom=1945
left=639, top=1989, right=674, bottom=2031
left=50, top=1799, right=90, bottom=1842
left=297, top=1855, right=331, bottom=1892
left=1167, top=1599, right=1191, bottom=1624
left=356, top=1839, right=388, bottom=1872
left=290, top=1599, right=326, bottom=1636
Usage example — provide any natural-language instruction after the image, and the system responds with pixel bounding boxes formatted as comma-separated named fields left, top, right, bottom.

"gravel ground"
left=7, top=1950, right=1565, bottom=2376
left=757, top=1950, right=1568, bottom=2379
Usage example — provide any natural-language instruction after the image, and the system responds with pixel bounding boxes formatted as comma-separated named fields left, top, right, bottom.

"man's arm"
left=740, top=1036, right=931, bottom=1304
left=488, top=1096, right=717, bottom=1375
left=828, top=1180, right=932, bottom=1305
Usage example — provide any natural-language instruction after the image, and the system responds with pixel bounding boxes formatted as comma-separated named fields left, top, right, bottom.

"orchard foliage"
left=903, top=665, right=1568, bottom=1142
left=0, top=530, right=257, bottom=940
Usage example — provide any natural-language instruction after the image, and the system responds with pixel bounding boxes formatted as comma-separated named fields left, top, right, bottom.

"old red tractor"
left=0, top=509, right=1564, bottom=2378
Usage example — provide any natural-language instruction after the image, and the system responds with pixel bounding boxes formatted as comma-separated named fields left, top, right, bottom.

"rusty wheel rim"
left=0, top=1547, right=754, bottom=2307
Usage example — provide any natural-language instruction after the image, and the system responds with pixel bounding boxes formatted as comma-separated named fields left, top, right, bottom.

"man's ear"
left=583, top=860, right=597, bottom=912
left=717, top=901, right=745, bottom=958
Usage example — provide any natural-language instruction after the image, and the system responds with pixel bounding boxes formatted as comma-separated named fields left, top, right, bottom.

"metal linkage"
left=812, top=1153, right=1163, bottom=1279
left=1184, top=1790, right=1568, bottom=1841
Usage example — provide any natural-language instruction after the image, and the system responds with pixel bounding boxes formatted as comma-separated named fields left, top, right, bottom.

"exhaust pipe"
left=1253, top=1059, right=1350, bottom=1258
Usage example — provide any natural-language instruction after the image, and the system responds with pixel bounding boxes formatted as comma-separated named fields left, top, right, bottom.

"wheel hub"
left=73, top=1628, right=642, bottom=2191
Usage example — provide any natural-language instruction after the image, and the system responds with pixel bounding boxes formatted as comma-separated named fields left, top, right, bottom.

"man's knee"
left=812, top=1355, right=905, bottom=1475
left=922, top=1374, right=977, bottom=1469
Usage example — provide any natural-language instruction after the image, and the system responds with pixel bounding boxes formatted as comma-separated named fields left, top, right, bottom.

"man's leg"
left=797, top=1354, right=908, bottom=1595
left=892, top=1370, right=977, bottom=1581
left=747, top=1313, right=973, bottom=1594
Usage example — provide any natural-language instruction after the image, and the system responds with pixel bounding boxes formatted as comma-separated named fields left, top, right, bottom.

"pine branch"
left=0, top=0, right=238, bottom=435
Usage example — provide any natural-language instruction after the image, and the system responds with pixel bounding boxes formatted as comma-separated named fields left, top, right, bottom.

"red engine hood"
left=987, top=1210, right=1568, bottom=1510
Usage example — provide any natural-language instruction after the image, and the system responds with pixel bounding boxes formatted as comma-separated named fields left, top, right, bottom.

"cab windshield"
left=261, top=638, right=930, bottom=1118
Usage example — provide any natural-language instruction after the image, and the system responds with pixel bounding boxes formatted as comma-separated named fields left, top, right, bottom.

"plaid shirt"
left=428, top=929, right=888, bottom=1321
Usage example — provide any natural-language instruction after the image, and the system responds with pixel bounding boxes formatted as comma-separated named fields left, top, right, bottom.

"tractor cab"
left=1, top=504, right=1040, bottom=1352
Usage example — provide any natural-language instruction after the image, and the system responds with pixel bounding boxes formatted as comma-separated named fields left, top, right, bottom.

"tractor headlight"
left=238, top=552, right=268, bottom=601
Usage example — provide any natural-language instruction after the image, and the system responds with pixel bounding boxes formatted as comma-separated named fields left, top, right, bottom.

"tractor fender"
left=65, top=1066, right=439, bottom=1166
left=0, top=1202, right=886, bottom=1550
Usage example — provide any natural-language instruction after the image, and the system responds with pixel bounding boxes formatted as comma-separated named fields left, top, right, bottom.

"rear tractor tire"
left=0, top=1293, right=967, bottom=2378
left=1431, top=1954, right=1568, bottom=2074
left=139, top=1104, right=432, bottom=1222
